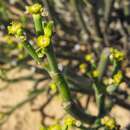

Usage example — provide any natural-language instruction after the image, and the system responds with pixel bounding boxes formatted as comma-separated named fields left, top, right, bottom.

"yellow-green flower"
left=92, top=69, right=99, bottom=78
left=44, top=21, right=54, bottom=37
left=101, top=116, right=117, bottom=130
left=50, top=82, right=57, bottom=92
left=79, top=63, right=87, bottom=74
left=85, top=53, right=94, bottom=63
left=37, top=35, right=51, bottom=48
left=18, top=54, right=25, bottom=60
left=3, top=35, right=14, bottom=45
left=26, top=3, right=43, bottom=14
left=64, top=115, right=76, bottom=126
left=113, top=71, right=123, bottom=85
left=17, top=43, right=24, bottom=50
left=8, top=21, right=23, bottom=36
left=49, top=124, right=61, bottom=130
left=110, top=48, right=125, bottom=62
left=40, top=126, right=47, bottom=130
left=103, top=77, right=113, bottom=85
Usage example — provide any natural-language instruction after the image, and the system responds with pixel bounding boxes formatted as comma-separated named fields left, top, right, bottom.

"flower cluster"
left=103, top=71, right=123, bottom=86
left=92, top=69, right=99, bottom=78
left=8, top=22, right=23, bottom=36
left=7, top=21, right=26, bottom=41
left=79, top=63, right=87, bottom=74
left=37, top=21, right=54, bottom=48
left=40, top=116, right=79, bottom=130
left=64, top=115, right=76, bottom=127
left=26, top=3, right=43, bottom=14
left=113, top=71, right=123, bottom=85
left=3, top=35, right=14, bottom=45
left=85, top=53, right=95, bottom=64
left=101, top=116, right=117, bottom=130
left=110, top=48, right=125, bottom=62
left=40, top=124, right=61, bottom=130
left=37, top=35, right=50, bottom=48
left=49, top=82, right=57, bottom=93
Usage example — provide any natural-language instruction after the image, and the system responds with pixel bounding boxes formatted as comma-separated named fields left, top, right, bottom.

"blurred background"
left=1, top=0, right=130, bottom=130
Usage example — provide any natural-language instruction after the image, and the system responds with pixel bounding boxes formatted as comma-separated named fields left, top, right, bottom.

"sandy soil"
left=0, top=69, right=130, bottom=130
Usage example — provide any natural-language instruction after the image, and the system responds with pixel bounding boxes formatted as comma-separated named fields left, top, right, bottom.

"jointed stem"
left=45, top=45, right=96, bottom=124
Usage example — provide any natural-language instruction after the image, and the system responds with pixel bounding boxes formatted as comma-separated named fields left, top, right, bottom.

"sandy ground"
left=0, top=69, right=130, bottom=130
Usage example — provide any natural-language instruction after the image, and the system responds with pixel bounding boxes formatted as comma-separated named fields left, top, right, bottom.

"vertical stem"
left=93, top=83, right=105, bottom=117
left=23, top=42, right=40, bottom=63
left=94, top=48, right=110, bottom=116
left=33, top=14, right=44, bottom=35
left=45, top=45, right=96, bottom=124
left=91, top=0, right=103, bottom=38
left=97, top=48, right=110, bottom=82
left=45, top=46, right=72, bottom=102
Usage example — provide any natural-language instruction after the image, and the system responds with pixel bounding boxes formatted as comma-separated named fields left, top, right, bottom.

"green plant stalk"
left=45, top=45, right=96, bottom=124
left=95, top=48, right=110, bottom=116
left=112, top=60, right=120, bottom=76
left=45, top=46, right=71, bottom=102
left=31, top=9, right=96, bottom=124
left=32, top=14, right=44, bottom=35
left=93, top=83, right=105, bottom=117
left=22, top=42, right=40, bottom=64
left=97, top=48, right=110, bottom=82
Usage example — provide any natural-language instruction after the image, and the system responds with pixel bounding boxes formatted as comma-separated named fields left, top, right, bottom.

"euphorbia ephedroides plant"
left=7, top=3, right=121, bottom=130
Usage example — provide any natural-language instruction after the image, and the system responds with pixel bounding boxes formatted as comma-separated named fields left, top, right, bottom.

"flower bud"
left=113, top=71, right=123, bottom=85
left=26, top=3, right=43, bottom=14
left=8, top=22, right=23, bottom=36
left=49, top=124, right=61, bottom=130
left=101, top=116, right=117, bottom=130
left=64, top=115, right=76, bottom=126
left=44, top=21, right=54, bottom=37
left=37, top=35, right=51, bottom=48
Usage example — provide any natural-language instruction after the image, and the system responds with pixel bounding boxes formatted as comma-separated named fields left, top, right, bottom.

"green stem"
left=112, top=60, right=119, bottom=76
left=45, top=45, right=96, bottom=124
left=97, top=48, right=110, bottom=82
left=32, top=14, right=44, bottom=35
left=94, top=48, right=110, bottom=116
left=23, top=42, right=40, bottom=64
left=93, top=83, right=105, bottom=117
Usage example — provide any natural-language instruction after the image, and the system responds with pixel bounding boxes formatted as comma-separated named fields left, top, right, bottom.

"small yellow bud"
left=49, top=124, right=61, bottom=130
left=64, top=115, right=76, bottom=126
left=3, top=35, right=14, bottom=45
left=85, top=53, right=94, bottom=63
left=103, top=78, right=113, bottom=85
left=17, top=43, right=24, bottom=50
left=114, top=51, right=125, bottom=61
left=50, top=82, right=57, bottom=92
left=37, top=35, right=50, bottom=48
left=18, top=54, right=25, bottom=60
left=113, top=71, right=123, bottom=85
left=26, top=3, right=43, bottom=14
left=92, top=69, right=99, bottom=78
left=40, top=126, right=47, bottom=130
left=79, top=63, right=87, bottom=74
left=110, top=48, right=125, bottom=62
